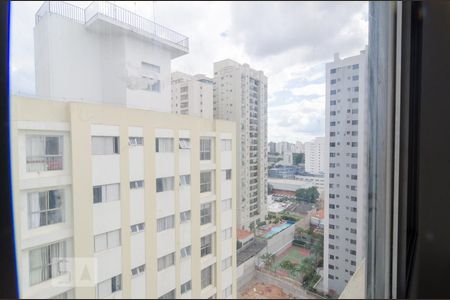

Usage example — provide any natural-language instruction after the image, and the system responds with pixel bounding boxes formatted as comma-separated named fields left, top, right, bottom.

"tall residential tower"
left=213, top=59, right=268, bottom=230
left=305, top=137, right=325, bottom=174
left=323, top=49, right=368, bottom=296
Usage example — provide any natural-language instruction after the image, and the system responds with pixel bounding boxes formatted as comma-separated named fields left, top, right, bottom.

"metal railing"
left=35, top=1, right=189, bottom=51
left=26, top=155, right=63, bottom=172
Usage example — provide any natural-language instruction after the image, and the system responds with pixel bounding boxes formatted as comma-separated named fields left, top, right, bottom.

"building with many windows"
left=171, top=71, right=214, bottom=119
left=11, top=1, right=237, bottom=299
left=323, top=49, right=368, bottom=296
left=213, top=59, right=268, bottom=230
left=305, top=137, right=325, bottom=175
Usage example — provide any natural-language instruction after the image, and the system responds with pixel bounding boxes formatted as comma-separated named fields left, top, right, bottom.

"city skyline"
left=10, top=1, right=368, bottom=144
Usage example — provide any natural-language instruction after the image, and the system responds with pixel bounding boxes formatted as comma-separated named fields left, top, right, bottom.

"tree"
left=295, top=186, right=320, bottom=203
left=280, top=260, right=298, bottom=278
left=261, top=252, right=276, bottom=270
left=293, top=153, right=305, bottom=165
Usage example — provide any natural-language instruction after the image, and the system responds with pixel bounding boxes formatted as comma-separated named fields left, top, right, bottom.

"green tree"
left=295, top=186, right=320, bottom=203
left=261, top=253, right=276, bottom=270
left=280, top=260, right=298, bottom=278
left=293, top=153, right=305, bottom=165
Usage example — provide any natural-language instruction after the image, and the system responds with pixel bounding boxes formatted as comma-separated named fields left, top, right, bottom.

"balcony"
left=26, top=155, right=63, bottom=172
left=35, top=1, right=189, bottom=56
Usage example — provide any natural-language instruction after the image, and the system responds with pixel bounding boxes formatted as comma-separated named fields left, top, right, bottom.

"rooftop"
left=35, top=1, right=189, bottom=54
left=237, top=229, right=254, bottom=241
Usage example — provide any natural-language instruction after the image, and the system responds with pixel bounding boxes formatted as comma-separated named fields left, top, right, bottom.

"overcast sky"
left=10, top=1, right=368, bottom=143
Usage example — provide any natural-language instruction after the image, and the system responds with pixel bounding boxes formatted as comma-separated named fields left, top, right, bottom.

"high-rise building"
left=213, top=59, right=268, bottom=230
left=171, top=71, right=214, bottom=119
left=305, top=137, right=325, bottom=174
left=323, top=49, right=368, bottom=296
left=12, top=2, right=237, bottom=299
left=268, top=141, right=276, bottom=153
left=295, top=141, right=305, bottom=153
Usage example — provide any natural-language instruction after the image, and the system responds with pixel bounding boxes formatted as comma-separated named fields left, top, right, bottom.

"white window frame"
left=221, top=139, right=232, bottom=151
left=179, top=138, right=191, bottom=149
left=156, top=138, right=174, bottom=153
left=130, top=222, right=145, bottom=234
left=222, top=256, right=232, bottom=271
left=200, top=138, right=213, bottom=161
left=180, top=245, right=192, bottom=258
left=91, top=136, right=119, bottom=155
left=200, top=171, right=213, bottom=193
left=131, top=264, right=145, bottom=278
left=28, top=189, right=65, bottom=229
left=96, top=274, right=122, bottom=298
left=222, top=227, right=232, bottom=240
left=157, top=215, right=175, bottom=232
left=93, top=183, right=120, bottom=204
left=221, top=198, right=232, bottom=211
left=130, top=180, right=144, bottom=189
left=128, top=137, right=143, bottom=146
left=180, top=174, right=191, bottom=186
left=26, top=135, right=64, bottom=172
left=201, top=234, right=213, bottom=257
left=157, top=252, right=175, bottom=271
left=94, top=229, right=121, bottom=252
left=29, top=241, right=67, bottom=285
left=181, top=280, right=192, bottom=294
left=200, top=202, right=214, bottom=225
left=180, top=210, right=191, bottom=223
left=156, top=177, right=174, bottom=193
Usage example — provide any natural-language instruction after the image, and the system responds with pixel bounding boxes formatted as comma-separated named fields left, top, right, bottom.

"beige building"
left=171, top=71, right=214, bottom=119
left=11, top=95, right=237, bottom=299
left=213, top=59, right=268, bottom=230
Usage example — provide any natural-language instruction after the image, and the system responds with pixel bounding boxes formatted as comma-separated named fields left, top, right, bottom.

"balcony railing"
left=26, top=155, right=63, bottom=172
left=35, top=1, right=189, bottom=52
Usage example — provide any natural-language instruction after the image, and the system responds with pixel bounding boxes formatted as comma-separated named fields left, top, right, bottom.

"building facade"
left=12, top=96, right=237, bottom=299
left=213, top=59, right=268, bottom=230
left=12, top=2, right=237, bottom=299
left=171, top=71, right=214, bottom=119
left=305, top=137, right=325, bottom=175
left=323, top=49, right=368, bottom=296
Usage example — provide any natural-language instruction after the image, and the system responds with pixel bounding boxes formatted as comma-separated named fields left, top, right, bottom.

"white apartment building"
left=305, top=137, right=325, bottom=174
left=171, top=71, right=214, bottom=119
left=323, top=49, right=368, bottom=296
left=11, top=2, right=237, bottom=299
left=295, top=141, right=305, bottom=153
left=213, top=59, right=268, bottom=230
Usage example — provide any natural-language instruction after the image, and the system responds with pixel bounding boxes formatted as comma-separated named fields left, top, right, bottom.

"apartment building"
left=213, top=59, right=268, bottom=230
left=305, top=137, right=325, bottom=175
left=171, top=71, right=214, bottom=119
left=11, top=2, right=237, bottom=299
left=323, top=49, right=368, bottom=296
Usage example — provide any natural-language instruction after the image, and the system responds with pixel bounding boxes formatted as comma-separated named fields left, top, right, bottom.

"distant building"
left=305, top=137, right=325, bottom=174
left=214, top=59, right=268, bottom=230
left=268, top=141, right=277, bottom=153
left=171, top=71, right=213, bottom=119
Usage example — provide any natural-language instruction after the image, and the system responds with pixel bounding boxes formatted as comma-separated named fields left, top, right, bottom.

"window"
left=330, top=79, right=336, bottom=84
left=222, top=256, right=232, bottom=271
left=352, top=63, right=359, bottom=69
left=222, top=227, right=232, bottom=240
left=159, top=290, right=175, bottom=299
left=29, top=241, right=67, bottom=285
left=200, top=171, right=213, bottom=193
left=181, top=280, right=192, bottom=294
left=92, top=136, right=119, bottom=155
left=94, top=229, right=121, bottom=252
left=179, top=138, right=191, bottom=149
left=155, top=138, right=174, bottom=152
left=28, top=189, right=64, bottom=229
left=131, top=264, right=145, bottom=278
left=180, top=174, right=191, bottom=186
left=97, top=274, right=122, bottom=298
left=157, top=252, right=175, bottom=271
left=224, top=169, right=232, bottom=180
left=128, top=137, right=143, bottom=146
left=200, top=138, right=212, bottom=160
left=200, top=202, right=213, bottom=225
left=180, top=210, right=191, bottom=223
left=330, top=68, right=337, bottom=74
left=223, top=285, right=232, bottom=298
left=26, top=135, right=63, bottom=172
left=130, top=222, right=145, bottom=233
left=142, top=61, right=160, bottom=73
left=352, top=75, right=359, bottom=81
left=201, top=265, right=213, bottom=289
left=221, top=139, right=232, bottom=151
left=130, top=180, right=144, bottom=189
left=157, top=215, right=175, bottom=232
left=330, top=90, right=336, bottom=95
left=156, top=177, right=174, bottom=192
left=93, top=183, right=120, bottom=204
left=222, top=198, right=232, bottom=211
left=180, top=245, right=191, bottom=258
left=201, top=234, right=213, bottom=257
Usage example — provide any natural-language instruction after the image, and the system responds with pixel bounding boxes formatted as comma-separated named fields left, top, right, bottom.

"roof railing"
left=35, top=1, right=189, bottom=51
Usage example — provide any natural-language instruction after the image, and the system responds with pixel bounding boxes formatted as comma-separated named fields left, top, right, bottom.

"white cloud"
left=291, top=83, right=325, bottom=97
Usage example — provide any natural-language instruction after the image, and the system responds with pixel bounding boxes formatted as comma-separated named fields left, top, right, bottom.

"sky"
left=10, top=1, right=368, bottom=143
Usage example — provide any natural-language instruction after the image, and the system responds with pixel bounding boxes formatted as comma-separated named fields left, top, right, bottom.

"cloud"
left=9, top=1, right=368, bottom=143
